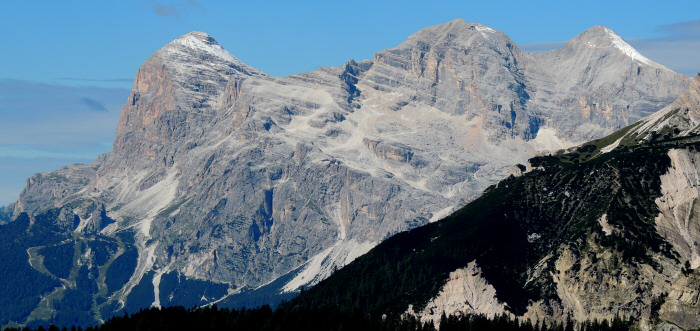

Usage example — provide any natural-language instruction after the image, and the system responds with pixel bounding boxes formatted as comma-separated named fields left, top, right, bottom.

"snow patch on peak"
left=473, top=24, right=496, bottom=34
left=182, top=31, right=213, bottom=41
left=161, top=31, right=265, bottom=76
left=473, top=24, right=497, bottom=39
left=432, top=19, right=499, bottom=39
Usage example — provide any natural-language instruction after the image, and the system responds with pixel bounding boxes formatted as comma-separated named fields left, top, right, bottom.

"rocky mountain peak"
left=434, top=18, right=497, bottom=35
left=174, top=31, right=218, bottom=45
left=569, top=25, right=622, bottom=46
left=113, top=31, right=265, bottom=164
left=402, top=19, right=516, bottom=52
left=563, top=25, right=666, bottom=69
left=155, top=31, right=265, bottom=77
left=165, top=31, right=235, bottom=62
left=366, top=20, right=527, bottom=120
left=579, top=75, right=700, bottom=157
left=690, top=73, right=700, bottom=92
left=679, top=73, right=700, bottom=108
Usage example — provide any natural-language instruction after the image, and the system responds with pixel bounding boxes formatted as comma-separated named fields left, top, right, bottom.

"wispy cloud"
left=0, top=155, right=97, bottom=206
left=80, top=97, right=108, bottom=112
left=187, top=0, right=205, bottom=12
left=656, top=20, right=700, bottom=40
left=147, top=0, right=205, bottom=20
left=0, top=80, right=127, bottom=153
left=0, top=146, right=103, bottom=159
left=60, top=77, right=133, bottom=83
left=154, top=3, right=180, bottom=19
left=628, top=20, right=700, bottom=77
left=0, top=80, right=129, bottom=205
left=0, top=80, right=127, bottom=118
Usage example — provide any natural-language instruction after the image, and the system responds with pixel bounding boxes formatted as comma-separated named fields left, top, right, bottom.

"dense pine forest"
left=7, top=305, right=635, bottom=331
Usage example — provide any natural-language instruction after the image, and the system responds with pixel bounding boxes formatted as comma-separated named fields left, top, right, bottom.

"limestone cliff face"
left=4, top=20, right=692, bottom=322
left=522, top=242, right=676, bottom=329
left=656, top=148, right=700, bottom=269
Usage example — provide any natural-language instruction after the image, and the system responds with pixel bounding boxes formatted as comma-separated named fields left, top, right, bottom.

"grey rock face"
left=5, top=20, right=691, bottom=318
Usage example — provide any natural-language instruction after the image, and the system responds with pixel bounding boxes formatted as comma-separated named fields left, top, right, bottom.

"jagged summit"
left=114, top=31, right=264, bottom=161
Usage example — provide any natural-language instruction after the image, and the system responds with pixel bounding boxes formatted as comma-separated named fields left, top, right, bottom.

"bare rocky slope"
left=0, top=20, right=690, bottom=326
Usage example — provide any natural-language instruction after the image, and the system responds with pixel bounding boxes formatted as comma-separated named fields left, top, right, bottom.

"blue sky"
left=0, top=0, right=699, bottom=206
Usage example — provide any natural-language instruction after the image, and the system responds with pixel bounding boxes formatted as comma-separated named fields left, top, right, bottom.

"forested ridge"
left=7, top=304, right=635, bottom=331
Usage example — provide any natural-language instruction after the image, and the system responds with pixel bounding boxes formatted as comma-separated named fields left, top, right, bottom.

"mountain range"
left=0, top=19, right=692, bottom=327
left=282, top=74, right=700, bottom=330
